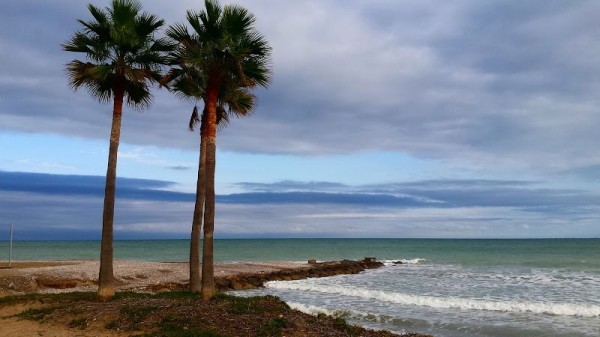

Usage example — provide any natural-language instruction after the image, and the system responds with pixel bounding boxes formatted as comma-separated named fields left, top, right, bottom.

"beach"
left=0, top=258, right=413, bottom=337
left=1, top=239, right=599, bottom=336
left=0, top=260, right=313, bottom=296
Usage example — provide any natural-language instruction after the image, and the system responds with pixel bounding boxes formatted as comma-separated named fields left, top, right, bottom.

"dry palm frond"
left=189, top=105, right=200, bottom=131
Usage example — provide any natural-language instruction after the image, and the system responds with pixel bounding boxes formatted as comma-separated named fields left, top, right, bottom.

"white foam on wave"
left=381, top=258, right=427, bottom=266
left=266, top=281, right=600, bottom=317
left=287, top=302, right=346, bottom=317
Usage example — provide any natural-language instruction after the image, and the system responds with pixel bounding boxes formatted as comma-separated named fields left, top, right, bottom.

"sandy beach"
left=0, top=259, right=409, bottom=337
left=0, top=260, right=309, bottom=336
left=0, top=260, right=308, bottom=297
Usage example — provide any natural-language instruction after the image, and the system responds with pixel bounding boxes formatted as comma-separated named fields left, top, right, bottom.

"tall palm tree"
left=166, top=0, right=271, bottom=299
left=63, top=0, right=172, bottom=299
left=164, top=64, right=256, bottom=293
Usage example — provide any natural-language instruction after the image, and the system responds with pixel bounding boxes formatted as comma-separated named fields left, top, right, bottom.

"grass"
left=2, top=291, right=428, bottom=337
left=213, top=293, right=289, bottom=315
left=257, top=317, right=286, bottom=337
left=0, top=291, right=97, bottom=305
left=333, top=316, right=364, bottom=336
left=132, top=315, right=228, bottom=337
left=105, top=320, right=119, bottom=329
left=68, top=317, right=87, bottom=329
left=114, top=290, right=201, bottom=301
left=120, top=304, right=160, bottom=330
left=152, top=323, right=228, bottom=337
left=16, top=306, right=60, bottom=321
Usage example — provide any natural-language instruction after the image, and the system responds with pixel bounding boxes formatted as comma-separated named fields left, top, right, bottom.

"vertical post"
left=8, top=224, right=13, bottom=268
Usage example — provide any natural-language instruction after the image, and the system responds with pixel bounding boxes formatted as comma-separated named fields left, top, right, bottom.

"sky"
left=1, top=0, right=600, bottom=240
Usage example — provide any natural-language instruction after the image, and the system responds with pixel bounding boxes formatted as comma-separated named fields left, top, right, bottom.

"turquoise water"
left=1, top=239, right=599, bottom=336
left=3, top=239, right=598, bottom=270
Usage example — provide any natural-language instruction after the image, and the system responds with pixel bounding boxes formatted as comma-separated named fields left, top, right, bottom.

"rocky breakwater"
left=216, top=258, right=383, bottom=291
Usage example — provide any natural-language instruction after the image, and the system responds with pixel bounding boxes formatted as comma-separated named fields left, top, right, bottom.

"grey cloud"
left=2, top=1, right=600, bottom=173
left=1, top=171, right=598, bottom=238
left=565, top=165, right=600, bottom=180
left=236, top=181, right=349, bottom=193
left=236, top=179, right=600, bottom=213
left=0, top=190, right=192, bottom=240
left=167, top=165, right=192, bottom=171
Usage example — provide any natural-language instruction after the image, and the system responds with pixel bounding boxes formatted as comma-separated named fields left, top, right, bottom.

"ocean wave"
left=382, top=258, right=427, bottom=266
left=266, top=281, right=600, bottom=317
left=287, top=302, right=348, bottom=317
left=287, top=301, right=432, bottom=329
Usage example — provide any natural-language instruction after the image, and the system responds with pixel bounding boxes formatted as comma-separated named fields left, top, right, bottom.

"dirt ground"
left=0, top=299, right=129, bottom=337
left=0, top=260, right=306, bottom=337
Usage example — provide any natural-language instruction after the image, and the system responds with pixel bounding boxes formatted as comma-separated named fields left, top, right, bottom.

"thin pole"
left=8, top=224, right=13, bottom=268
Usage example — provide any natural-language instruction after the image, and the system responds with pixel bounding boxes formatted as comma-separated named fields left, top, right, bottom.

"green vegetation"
left=2, top=291, right=425, bottom=336
left=333, top=316, right=364, bottom=336
left=0, top=291, right=97, bottom=305
left=105, top=320, right=119, bottom=329
left=257, top=317, right=286, bottom=337
left=68, top=317, right=88, bottom=329
left=121, top=304, right=159, bottom=324
left=213, top=293, right=289, bottom=315
left=147, top=316, right=228, bottom=337
left=16, top=306, right=60, bottom=321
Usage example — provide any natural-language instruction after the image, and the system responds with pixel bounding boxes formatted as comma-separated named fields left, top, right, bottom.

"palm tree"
left=164, top=65, right=257, bottom=293
left=166, top=0, right=271, bottom=299
left=63, top=0, right=172, bottom=299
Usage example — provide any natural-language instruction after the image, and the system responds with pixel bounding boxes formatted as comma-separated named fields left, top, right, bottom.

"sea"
left=1, top=238, right=598, bottom=337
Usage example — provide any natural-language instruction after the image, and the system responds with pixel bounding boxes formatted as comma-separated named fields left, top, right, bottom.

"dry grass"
left=1, top=292, right=433, bottom=337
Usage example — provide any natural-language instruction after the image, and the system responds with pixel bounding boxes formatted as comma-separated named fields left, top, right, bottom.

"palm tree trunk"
left=98, top=86, right=124, bottom=300
left=201, top=137, right=216, bottom=299
left=201, top=79, right=219, bottom=300
left=189, top=113, right=208, bottom=293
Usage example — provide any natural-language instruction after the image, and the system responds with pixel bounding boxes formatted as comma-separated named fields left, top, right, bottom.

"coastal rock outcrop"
left=214, top=258, right=383, bottom=292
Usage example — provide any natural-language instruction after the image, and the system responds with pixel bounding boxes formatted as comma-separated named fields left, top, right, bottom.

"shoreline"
left=0, top=258, right=383, bottom=296
left=0, top=258, right=423, bottom=337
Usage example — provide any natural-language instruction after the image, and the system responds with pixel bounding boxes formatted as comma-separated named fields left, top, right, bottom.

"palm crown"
left=165, top=0, right=271, bottom=108
left=63, top=0, right=172, bottom=108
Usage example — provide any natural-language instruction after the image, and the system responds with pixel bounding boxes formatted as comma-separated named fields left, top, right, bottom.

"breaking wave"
left=381, top=258, right=427, bottom=265
left=266, top=281, right=600, bottom=317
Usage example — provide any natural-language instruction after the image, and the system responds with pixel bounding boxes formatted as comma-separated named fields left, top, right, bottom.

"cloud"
left=1, top=171, right=598, bottom=239
left=0, top=171, right=192, bottom=202
left=167, top=165, right=192, bottom=171
left=233, top=179, right=599, bottom=212
left=1, top=1, right=600, bottom=173
left=2, top=1, right=600, bottom=239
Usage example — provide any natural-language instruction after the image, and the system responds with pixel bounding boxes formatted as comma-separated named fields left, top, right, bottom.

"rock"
left=393, top=261, right=403, bottom=265
left=212, top=258, right=384, bottom=292
left=308, top=259, right=317, bottom=264
left=231, top=280, right=245, bottom=290
left=8, top=282, right=16, bottom=290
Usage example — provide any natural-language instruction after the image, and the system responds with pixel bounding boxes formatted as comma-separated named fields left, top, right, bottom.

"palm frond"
left=166, top=22, right=191, bottom=42
left=64, top=0, right=172, bottom=109
left=216, top=105, right=230, bottom=130
left=124, top=79, right=152, bottom=109
left=189, top=105, right=200, bottom=131
left=164, top=0, right=271, bottom=130
left=226, top=89, right=255, bottom=116
left=222, top=5, right=254, bottom=38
